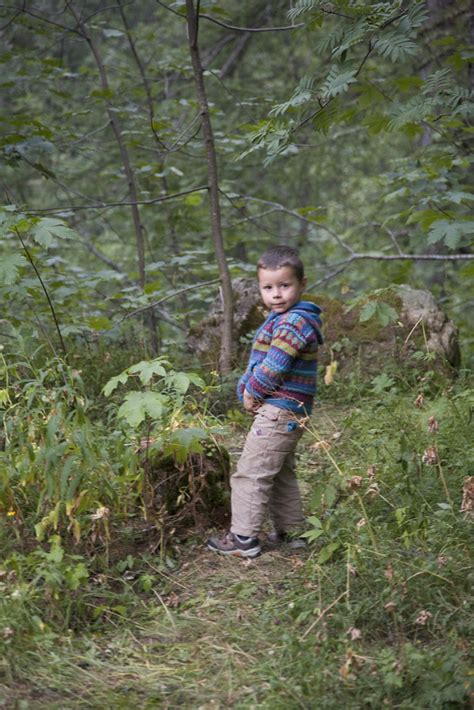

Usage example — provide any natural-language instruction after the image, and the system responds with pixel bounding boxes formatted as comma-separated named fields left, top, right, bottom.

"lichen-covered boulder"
left=397, top=285, right=460, bottom=367
left=187, top=280, right=460, bottom=373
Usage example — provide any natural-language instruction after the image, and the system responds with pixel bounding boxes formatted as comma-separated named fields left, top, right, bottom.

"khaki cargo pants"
left=231, top=403, right=306, bottom=538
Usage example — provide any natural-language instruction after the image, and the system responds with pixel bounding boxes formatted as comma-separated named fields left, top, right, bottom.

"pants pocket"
left=255, top=404, right=279, bottom=422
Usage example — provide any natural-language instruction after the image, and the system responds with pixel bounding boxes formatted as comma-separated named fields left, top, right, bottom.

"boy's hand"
left=243, top=389, right=260, bottom=413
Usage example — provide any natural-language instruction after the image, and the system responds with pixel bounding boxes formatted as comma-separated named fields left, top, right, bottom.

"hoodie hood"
left=287, top=300, right=324, bottom=344
left=260, top=299, right=324, bottom=345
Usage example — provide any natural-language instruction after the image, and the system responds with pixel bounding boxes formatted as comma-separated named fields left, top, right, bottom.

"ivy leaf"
left=31, top=218, right=76, bottom=248
left=117, top=391, right=166, bottom=427
left=0, top=252, right=26, bottom=284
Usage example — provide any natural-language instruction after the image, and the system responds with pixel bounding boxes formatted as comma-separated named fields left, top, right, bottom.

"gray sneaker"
left=267, top=532, right=307, bottom=550
left=206, top=532, right=261, bottom=558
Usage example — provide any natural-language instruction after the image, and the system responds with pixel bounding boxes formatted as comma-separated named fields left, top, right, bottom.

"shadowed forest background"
left=0, top=1, right=473, bottom=707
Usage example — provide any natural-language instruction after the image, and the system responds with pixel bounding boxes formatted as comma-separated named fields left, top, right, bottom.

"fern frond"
left=388, top=97, right=435, bottom=130
left=332, top=18, right=370, bottom=59
left=322, top=65, right=358, bottom=99
left=421, top=69, right=453, bottom=96
left=269, top=76, right=316, bottom=117
left=315, top=25, right=346, bottom=53
left=373, top=33, right=419, bottom=62
left=312, top=98, right=341, bottom=133
left=287, top=0, right=319, bottom=21
left=406, top=2, right=430, bottom=29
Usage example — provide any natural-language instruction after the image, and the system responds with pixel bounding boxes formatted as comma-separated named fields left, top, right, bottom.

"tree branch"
left=308, top=251, right=474, bottom=290
left=117, top=0, right=168, bottom=152
left=26, top=185, right=210, bottom=214
left=199, top=12, right=304, bottom=33
left=154, top=0, right=304, bottom=32
left=14, top=227, right=67, bottom=357
left=222, top=191, right=354, bottom=254
left=104, top=278, right=220, bottom=332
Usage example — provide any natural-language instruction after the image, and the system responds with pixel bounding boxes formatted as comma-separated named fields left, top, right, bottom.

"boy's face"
left=258, top=266, right=307, bottom=314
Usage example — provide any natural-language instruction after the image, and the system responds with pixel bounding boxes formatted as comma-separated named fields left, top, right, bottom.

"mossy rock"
left=188, top=280, right=460, bottom=376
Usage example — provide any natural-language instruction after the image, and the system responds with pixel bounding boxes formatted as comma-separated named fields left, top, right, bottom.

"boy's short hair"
left=257, top=246, right=305, bottom=281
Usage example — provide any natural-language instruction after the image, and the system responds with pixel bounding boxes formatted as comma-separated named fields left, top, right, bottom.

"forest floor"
left=6, top=543, right=317, bottom=709
left=2, top=400, right=473, bottom=709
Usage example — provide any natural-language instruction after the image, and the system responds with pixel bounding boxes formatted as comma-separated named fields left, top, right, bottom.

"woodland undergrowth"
left=0, top=346, right=473, bottom=709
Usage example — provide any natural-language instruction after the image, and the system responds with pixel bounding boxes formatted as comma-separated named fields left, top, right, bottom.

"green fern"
left=269, top=76, right=316, bottom=117
left=322, top=66, right=358, bottom=99
left=315, top=25, right=346, bottom=54
left=406, top=1, right=430, bottom=29
left=331, top=18, right=371, bottom=59
left=287, top=0, right=321, bottom=21
left=312, top=98, right=341, bottom=133
left=421, top=69, right=453, bottom=96
left=373, top=33, right=419, bottom=62
left=388, top=97, right=435, bottom=131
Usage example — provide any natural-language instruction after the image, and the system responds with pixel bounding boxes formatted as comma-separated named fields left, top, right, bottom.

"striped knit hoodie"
left=237, top=300, right=324, bottom=415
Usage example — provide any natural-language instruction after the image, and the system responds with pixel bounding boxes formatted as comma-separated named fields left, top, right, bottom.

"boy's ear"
left=301, top=277, right=308, bottom=289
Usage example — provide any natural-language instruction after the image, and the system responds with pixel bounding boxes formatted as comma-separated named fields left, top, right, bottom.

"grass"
left=1, top=389, right=473, bottom=709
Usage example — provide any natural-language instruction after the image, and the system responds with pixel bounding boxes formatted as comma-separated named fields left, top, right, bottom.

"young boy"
left=207, top=246, right=323, bottom=557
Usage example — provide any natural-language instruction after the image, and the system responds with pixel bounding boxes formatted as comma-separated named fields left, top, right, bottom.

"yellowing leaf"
left=324, top=361, right=338, bottom=386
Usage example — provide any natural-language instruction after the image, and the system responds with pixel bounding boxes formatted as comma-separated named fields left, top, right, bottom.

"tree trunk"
left=68, top=3, right=159, bottom=354
left=185, top=0, right=234, bottom=374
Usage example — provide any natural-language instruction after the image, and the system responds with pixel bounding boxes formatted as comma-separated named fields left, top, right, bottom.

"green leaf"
left=375, top=302, right=398, bottom=327
left=102, top=371, right=129, bottom=397
left=31, top=218, right=76, bottom=248
left=322, top=67, right=357, bottom=98
left=360, top=301, right=397, bottom=326
left=170, top=372, right=190, bottom=394
left=117, top=391, right=166, bottom=427
left=445, top=190, right=474, bottom=204
left=406, top=209, right=443, bottom=230
left=184, top=193, right=203, bottom=207
left=427, top=220, right=474, bottom=249
left=187, top=373, right=206, bottom=388
left=128, top=358, right=168, bottom=385
left=373, top=34, right=419, bottom=63
left=371, top=374, right=396, bottom=393
left=317, top=542, right=340, bottom=564
left=359, top=301, right=377, bottom=322
left=0, top=252, right=26, bottom=284
left=60, top=456, right=75, bottom=499
left=164, top=427, right=207, bottom=464
left=86, top=316, right=111, bottom=331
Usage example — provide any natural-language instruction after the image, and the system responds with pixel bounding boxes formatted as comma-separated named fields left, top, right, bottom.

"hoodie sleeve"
left=244, top=314, right=318, bottom=400
left=236, top=369, right=250, bottom=402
